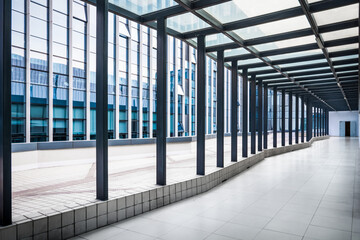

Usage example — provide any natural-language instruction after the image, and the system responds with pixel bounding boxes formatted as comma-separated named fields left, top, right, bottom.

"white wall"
left=329, top=111, right=359, bottom=137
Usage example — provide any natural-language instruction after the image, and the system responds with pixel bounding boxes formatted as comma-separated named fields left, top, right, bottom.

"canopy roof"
left=85, top=0, right=359, bottom=111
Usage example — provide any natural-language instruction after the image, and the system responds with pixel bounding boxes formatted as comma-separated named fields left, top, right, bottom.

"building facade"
left=10, top=0, right=304, bottom=143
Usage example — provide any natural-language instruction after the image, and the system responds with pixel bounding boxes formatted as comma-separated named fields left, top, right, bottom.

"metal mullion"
left=115, top=16, right=120, bottom=139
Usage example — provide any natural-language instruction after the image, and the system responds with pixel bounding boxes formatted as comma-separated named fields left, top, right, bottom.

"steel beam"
left=258, top=80, right=263, bottom=151
left=250, top=75, right=256, bottom=154
left=0, top=0, right=12, bottom=226
left=264, top=83, right=268, bottom=149
left=295, top=94, right=299, bottom=144
left=231, top=61, right=238, bottom=162
left=197, top=35, right=206, bottom=175
left=273, top=87, right=278, bottom=148
left=96, top=0, right=109, bottom=201
left=282, top=90, right=286, bottom=147
left=242, top=69, right=248, bottom=158
left=217, top=50, right=224, bottom=167
left=156, top=17, right=167, bottom=185
left=289, top=92, right=293, bottom=145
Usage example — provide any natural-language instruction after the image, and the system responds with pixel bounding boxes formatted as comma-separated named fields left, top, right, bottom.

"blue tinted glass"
left=31, top=70, right=48, bottom=85
left=73, top=31, right=85, bottom=49
left=73, top=77, right=86, bottom=90
left=53, top=88, right=69, bottom=102
left=31, top=0, right=47, bottom=7
left=30, top=51, right=48, bottom=70
left=53, top=58, right=68, bottom=74
left=73, top=2, right=87, bottom=21
left=11, top=47, right=26, bottom=67
left=73, top=90, right=86, bottom=103
left=53, top=74, right=69, bottom=88
left=11, top=82, right=25, bottom=99
left=11, top=67, right=26, bottom=82
left=30, top=85, right=48, bottom=103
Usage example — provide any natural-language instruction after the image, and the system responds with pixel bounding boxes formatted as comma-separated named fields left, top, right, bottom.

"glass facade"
left=9, top=0, right=300, bottom=143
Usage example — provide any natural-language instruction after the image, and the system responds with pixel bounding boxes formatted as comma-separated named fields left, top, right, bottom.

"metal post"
left=263, top=83, right=268, bottom=149
left=250, top=75, right=256, bottom=154
left=217, top=50, right=224, bottom=167
left=306, top=100, right=312, bottom=142
left=301, top=96, right=305, bottom=142
left=295, top=94, right=299, bottom=144
left=258, top=80, right=263, bottom=151
left=281, top=89, right=286, bottom=146
left=156, top=17, right=167, bottom=185
left=96, top=0, right=109, bottom=200
left=318, top=108, right=320, bottom=137
left=0, top=0, right=12, bottom=226
left=289, top=92, right=292, bottom=145
left=273, top=87, right=277, bottom=148
left=242, top=69, right=248, bottom=157
left=231, top=60, right=238, bottom=162
left=314, top=107, right=317, bottom=137
left=197, top=35, right=206, bottom=175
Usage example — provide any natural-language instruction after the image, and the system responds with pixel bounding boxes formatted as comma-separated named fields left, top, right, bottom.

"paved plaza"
left=70, top=137, right=359, bottom=240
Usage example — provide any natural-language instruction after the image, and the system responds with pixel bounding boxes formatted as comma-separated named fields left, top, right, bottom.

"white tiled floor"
left=70, top=137, right=360, bottom=240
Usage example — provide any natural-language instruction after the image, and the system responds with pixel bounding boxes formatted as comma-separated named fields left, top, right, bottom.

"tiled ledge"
left=0, top=136, right=329, bottom=240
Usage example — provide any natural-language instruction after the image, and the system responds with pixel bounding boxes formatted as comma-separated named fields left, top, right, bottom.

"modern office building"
left=0, top=0, right=359, bottom=239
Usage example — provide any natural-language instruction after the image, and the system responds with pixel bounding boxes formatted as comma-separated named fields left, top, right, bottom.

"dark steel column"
left=263, top=83, right=268, bottom=149
left=156, top=17, right=167, bottom=185
left=313, top=107, right=316, bottom=138
left=197, top=35, right=206, bottom=175
left=217, top=51, right=224, bottom=167
left=295, top=94, right=299, bottom=144
left=281, top=90, right=286, bottom=146
left=318, top=108, right=321, bottom=137
left=273, top=87, right=277, bottom=148
left=306, top=100, right=312, bottom=142
left=231, top=61, right=238, bottom=162
left=242, top=69, right=248, bottom=158
left=96, top=0, right=109, bottom=200
left=258, top=80, right=263, bottom=151
left=301, top=96, right=305, bottom=143
left=289, top=92, right=293, bottom=145
left=0, top=0, right=12, bottom=226
left=320, top=108, right=322, bottom=136
left=250, top=75, right=256, bottom=154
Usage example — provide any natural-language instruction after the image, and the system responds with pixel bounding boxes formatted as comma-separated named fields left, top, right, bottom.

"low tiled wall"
left=0, top=136, right=329, bottom=240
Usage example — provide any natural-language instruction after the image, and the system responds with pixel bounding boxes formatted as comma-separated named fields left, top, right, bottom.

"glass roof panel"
left=237, top=58, right=264, bottom=66
left=331, top=54, right=358, bottom=61
left=167, top=12, right=210, bottom=33
left=279, top=59, right=327, bottom=68
left=313, top=4, right=359, bottom=26
left=206, top=34, right=232, bottom=47
left=233, top=16, right=311, bottom=40
left=286, top=66, right=330, bottom=74
left=204, top=0, right=300, bottom=24
left=253, top=36, right=317, bottom=52
left=321, top=27, right=358, bottom=41
left=109, top=0, right=177, bottom=15
left=224, top=48, right=247, bottom=58
left=268, top=49, right=323, bottom=61
left=327, top=43, right=358, bottom=53
left=249, top=66, right=274, bottom=72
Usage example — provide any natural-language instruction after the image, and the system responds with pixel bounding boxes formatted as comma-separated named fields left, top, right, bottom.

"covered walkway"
left=73, top=137, right=359, bottom=240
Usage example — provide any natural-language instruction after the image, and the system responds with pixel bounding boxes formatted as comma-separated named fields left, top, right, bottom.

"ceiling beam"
left=298, top=0, right=351, bottom=110
left=206, top=19, right=358, bottom=52
left=182, top=0, right=358, bottom=39
left=224, top=36, right=358, bottom=62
